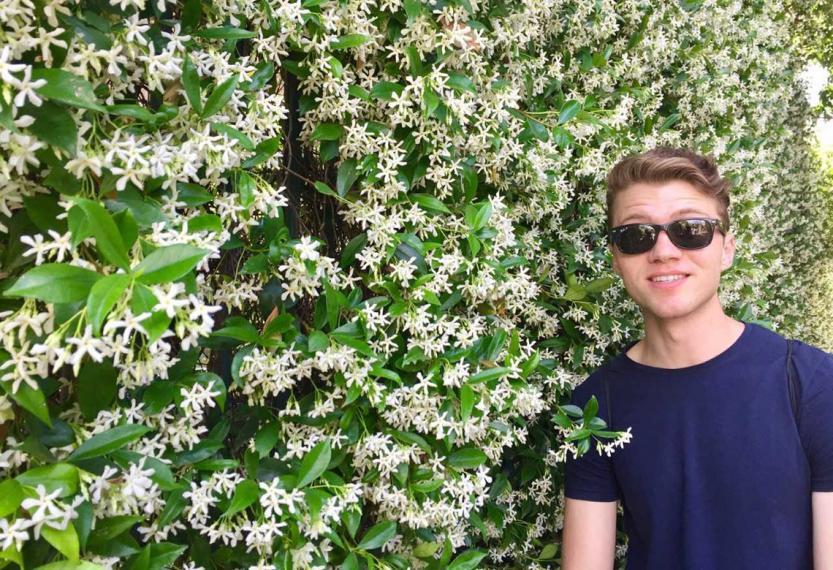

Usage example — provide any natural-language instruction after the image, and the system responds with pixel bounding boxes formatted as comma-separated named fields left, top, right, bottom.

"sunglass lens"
left=618, top=225, right=657, bottom=254
left=669, top=219, right=713, bottom=249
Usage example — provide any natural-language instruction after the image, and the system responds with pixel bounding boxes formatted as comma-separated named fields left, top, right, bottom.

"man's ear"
left=720, top=232, right=736, bottom=272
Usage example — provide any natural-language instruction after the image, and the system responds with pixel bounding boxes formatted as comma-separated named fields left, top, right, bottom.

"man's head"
left=605, top=147, right=736, bottom=323
left=606, top=147, right=730, bottom=229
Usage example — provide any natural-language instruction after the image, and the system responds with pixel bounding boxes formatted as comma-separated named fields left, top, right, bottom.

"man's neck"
left=629, top=301, right=745, bottom=369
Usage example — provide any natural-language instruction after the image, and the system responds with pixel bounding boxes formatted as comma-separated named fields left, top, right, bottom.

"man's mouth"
left=649, top=274, right=688, bottom=283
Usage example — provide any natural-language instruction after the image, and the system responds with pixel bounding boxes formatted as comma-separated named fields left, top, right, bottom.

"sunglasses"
left=608, top=217, right=728, bottom=254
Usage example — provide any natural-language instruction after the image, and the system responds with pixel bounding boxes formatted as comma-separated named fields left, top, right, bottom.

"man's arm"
left=561, top=497, right=618, bottom=570
left=813, top=492, right=833, bottom=569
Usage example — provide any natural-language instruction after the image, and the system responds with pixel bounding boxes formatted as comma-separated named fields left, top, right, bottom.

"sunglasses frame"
left=608, top=217, right=728, bottom=255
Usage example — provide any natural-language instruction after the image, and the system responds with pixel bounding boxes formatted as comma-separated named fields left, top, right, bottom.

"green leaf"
left=468, top=367, right=509, bottom=384
left=586, top=276, right=614, bottom=294
left=254, top=421, right=280, bottom=458
left=356, top=520, right=397, bottom=550
left=30, top=69, right=106, bottom=111
left=308, top=330, right=329, bottom=352
left=42, top=524, right=80, bottom=561
left=202, top=76, right=239, bottom=118
left=460, top=385, right=475, bottom=421
left=16, top=463, right=79, bottom=497
left=337, top=158, right=359, bottom=197
left=539, top=543, right=557, bottom=560
left=193, top=27, right=256, bottom=39
left=341, top=553, right=359, bottom=570
left=447, top=448, right=488, bottom=469
left=225, top=479, right=260, bottom=516
left=211, top=123, right=254, bottom=150
left=0, top=479, right=23, bottom=518
left=6, top=381, right=50, bottom=426
left=311, top=122, right=343, bottom=141
left=330, top=34, right=371, bottom=50
left=583, top=395, right=599, bottom=423
left=181, top=54, right=202, bottom=114
left=75, top=199, right=131, bottom=270
left=77, top=361, right=118, bottom=421
left=558, top=100, right=582, bottom=124
left=410, top=193, right=451, bottom=214
left=235, top=171, right=256, bottom=207
left=313, top=181, right=338, bottom=198
left=413, top=542, right=440, bottom=558
left=68, top=424, right=152, bottom=462
left=5, top=263, right=101, bottom=303
left=370, top=81, right=404, bottom=101
left=447, top=550, right=487, bottom=570
left=133, top=244, right=208, bottom=285
left=447, top=73, right=476, bottom=93
left=246, top=62, right=275, bottom=91
left=33, top=562, right=104, bottom=570
left=340, top=233, right=367, bottom=268
left=296, top=440, right=331, bottom=488
left=106, top=104, right=154, bottom=122
left=85, top=271, right=132, bottom=330
left=29, top=101, right=77, bottom=153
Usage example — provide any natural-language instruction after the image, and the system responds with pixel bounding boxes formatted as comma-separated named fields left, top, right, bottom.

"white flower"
left=9, top=68, right=47, bottom=108
left=0, top=518, right=31, bottom=551
left=294, top=236, right=321, bottom=261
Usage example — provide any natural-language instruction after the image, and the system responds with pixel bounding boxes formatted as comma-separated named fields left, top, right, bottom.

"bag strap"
left=787, top=339, right=801, bottom=426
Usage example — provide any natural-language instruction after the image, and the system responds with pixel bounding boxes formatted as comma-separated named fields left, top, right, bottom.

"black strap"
left=787, top=339, right=801, bottom=427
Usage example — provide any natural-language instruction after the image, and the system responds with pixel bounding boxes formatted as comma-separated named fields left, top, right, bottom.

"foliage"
left=0, top=0, right=826, bottom=568
left=785, top=0, right=833, bottom=117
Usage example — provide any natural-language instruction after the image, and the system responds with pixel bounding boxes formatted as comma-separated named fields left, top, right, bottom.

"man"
left=561, top=147, right=833, bottom=569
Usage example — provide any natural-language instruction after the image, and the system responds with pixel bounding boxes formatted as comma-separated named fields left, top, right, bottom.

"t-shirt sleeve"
left=796, top=345, right=833, bottom=492
left=563, top=376, right=621, bottom=502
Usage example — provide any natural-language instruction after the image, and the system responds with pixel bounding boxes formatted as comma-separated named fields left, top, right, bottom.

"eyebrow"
left=617, top=207, right=713, bottom=225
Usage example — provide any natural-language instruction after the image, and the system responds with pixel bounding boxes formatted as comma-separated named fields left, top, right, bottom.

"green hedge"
left=0, top=0, right=826, bottom=568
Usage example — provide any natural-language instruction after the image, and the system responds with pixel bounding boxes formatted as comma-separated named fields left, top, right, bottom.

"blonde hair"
left=606, top=147, right=731, bottom=228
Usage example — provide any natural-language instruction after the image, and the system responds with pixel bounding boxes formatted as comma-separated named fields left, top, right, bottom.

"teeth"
left=651, top=274, right=686, bottom=283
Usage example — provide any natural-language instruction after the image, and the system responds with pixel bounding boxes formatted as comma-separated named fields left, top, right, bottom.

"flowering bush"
left=0, top=0, right=827, bottom=568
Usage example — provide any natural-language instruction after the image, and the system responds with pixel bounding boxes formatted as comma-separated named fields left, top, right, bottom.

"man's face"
left=609, top=180, right=735, bottom=322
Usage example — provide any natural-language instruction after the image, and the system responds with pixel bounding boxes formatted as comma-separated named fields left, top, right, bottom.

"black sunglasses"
left=608, top=217, right=728, bottom=254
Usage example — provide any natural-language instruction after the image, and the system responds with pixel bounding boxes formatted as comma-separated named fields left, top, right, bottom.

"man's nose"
left=647, top=229, right=682, bottom=262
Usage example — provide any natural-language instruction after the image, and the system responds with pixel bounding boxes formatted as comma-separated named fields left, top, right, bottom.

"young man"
left=561, top=147, right=833, bottom=569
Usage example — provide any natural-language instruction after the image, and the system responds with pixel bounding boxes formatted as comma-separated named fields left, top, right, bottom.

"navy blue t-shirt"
left=565, top=321, right=833, bottom=569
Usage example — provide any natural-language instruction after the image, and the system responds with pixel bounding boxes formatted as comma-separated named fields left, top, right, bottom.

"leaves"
left=75, top=198, right=131, bottom=270
left=296, top=440, right=331, bottom=488
left=447, top=448, right=488, bottom=469
left=202, top=76, right=239, bottom=118
left=447, top=550, right=488, bottom=570
left=194, top=27, right=256, bottom=39
left=68, top=424, right=152, bottom=462
left=28, top=101, right=78, bottom=153
left=0, top=479, right=23, bottom=518
left=5, top=263, right=102, bottom=304
left=30, top=69, right=106, bottom=111
left=356, top=520, right=397, bottom=550
left=182, top=54, right=202, bottom=114
left=87, top=273, right=132, bottom=335
left=330, top=33, right=372, bottom=50
left=132, top=244, right=208, bottom=285
left=225, top=479, right=260, bottom=516
left=311, top=123, right=343, bottom=141
left=16, top=463, right=79, bottom=497
left=42, top=524, right=80, bottom=561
